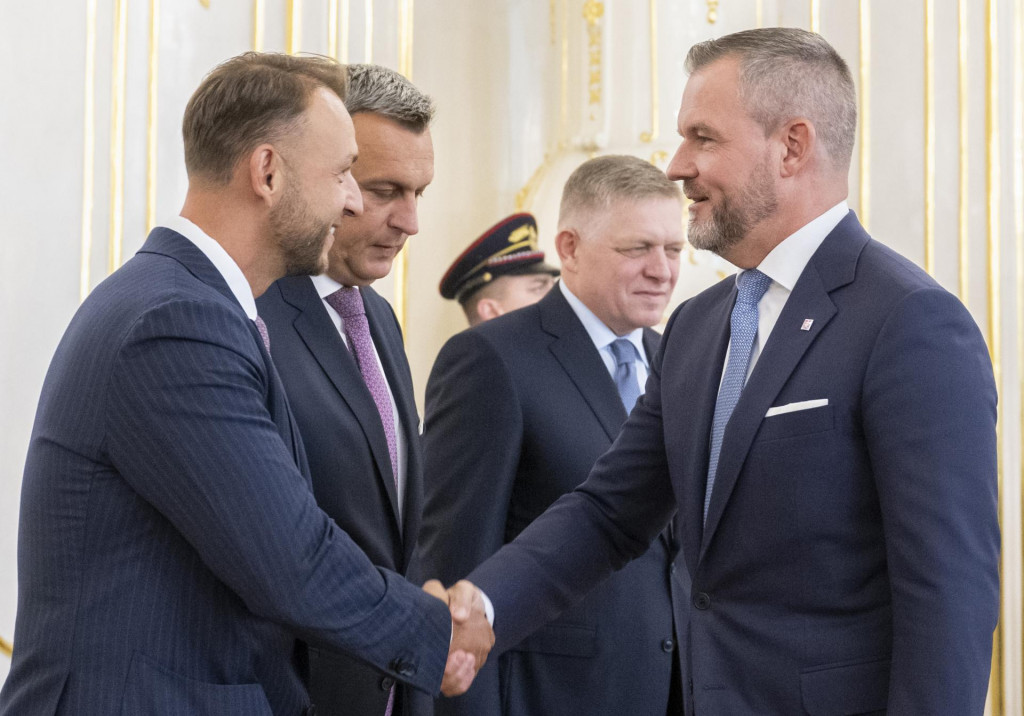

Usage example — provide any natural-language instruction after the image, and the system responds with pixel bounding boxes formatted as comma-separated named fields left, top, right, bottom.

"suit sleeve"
left=467, top=313, right=680, bottom=654
left=862, top=287, right=999, bottom=713
left=417, top=329, right=524, bottom=716
left=105, top=298, right=451, bottom=695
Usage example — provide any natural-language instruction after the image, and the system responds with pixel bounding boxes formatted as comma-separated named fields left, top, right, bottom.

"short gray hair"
left=685, top=28, right=857, bottom=170
left=559, top=155, right=682, bottom=226
left=343, top=63, right=435, bottom=132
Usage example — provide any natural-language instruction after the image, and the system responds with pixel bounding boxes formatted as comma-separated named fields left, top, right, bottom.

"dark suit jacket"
left=468, top=214, right=1000, bottom=715
left=0, top=228, right=451, bottom=716
left=418, top=287, right=689, bottom=716
left=257, top=276, right=428, bottom=716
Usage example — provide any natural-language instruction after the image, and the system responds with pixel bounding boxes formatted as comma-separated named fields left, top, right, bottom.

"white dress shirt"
left=723, top=201, right=849, bottom=384
left=164, top=216, right=257, bottom=319
left=310, top=274, right=408, bottom=518
left=559, top=281, right=649, bottom=390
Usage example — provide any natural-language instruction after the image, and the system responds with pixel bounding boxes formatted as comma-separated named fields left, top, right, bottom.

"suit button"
left=670, top=563, right=677, bottom=574
left=661, top=638, right=675, bottom=652
left=694, top=592, right=711, bottom=610
left=390, top=659, right=417, bottom=678
left=381, top=676, right=396, bottom=691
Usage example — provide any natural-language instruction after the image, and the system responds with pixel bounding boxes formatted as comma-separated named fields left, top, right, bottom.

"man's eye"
left=619, top=247, right=647, bottom=258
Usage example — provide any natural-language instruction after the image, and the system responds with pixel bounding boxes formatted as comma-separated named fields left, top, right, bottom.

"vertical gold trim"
left=253, top=0, right=265, bottom=51
left=559, top=0, right=568, bottom=149
left=1014, top=0, right=1024, bottom=703
left=364, top=0, right=373, bottom=63
left=340, top=0, right=350, bottom=62
left=80, top=0, right=98, bottom=301
left=858, top=0, right=871, bottom=230
left=639, top=0, right=658, bottom=143
left=0, top=636, right=11, bottom=658
left=109, top=0, right=128, bottom=273
left=958, top=0, right=969, bottom=301
left=394, top=0, right=414, bottom=332
left=810, top=0, right=820, bottom=32
left=923, top=0, right=935, bottom=275
left=286, top=0, right=301, bottom=54
left=327, top=0, right=339, bottom=59
left=398, top=0, right=414, bottom=79
left=146, top=0, right=160, bottom=234
left=985, top=0, right=1003, bottom=708
left=756, top=0, right=763, bottom=28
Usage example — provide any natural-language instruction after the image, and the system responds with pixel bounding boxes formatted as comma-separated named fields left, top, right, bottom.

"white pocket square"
left=765, top=398, right=828, bottom=418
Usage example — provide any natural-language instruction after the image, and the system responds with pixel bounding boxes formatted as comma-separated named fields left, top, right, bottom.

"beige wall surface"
left=2, top=2, right=1023, bottom=711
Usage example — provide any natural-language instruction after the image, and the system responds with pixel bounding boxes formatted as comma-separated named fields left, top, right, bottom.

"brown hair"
left=182, top=52, right=348, bottom=184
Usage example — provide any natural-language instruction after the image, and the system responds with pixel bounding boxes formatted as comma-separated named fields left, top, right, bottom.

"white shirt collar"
left=754, top=201, right=848, bottom=291
left=164, top=215, right=258, bottom=320
left=559, top=281, right=647, bottom=367
left=310, top=273, right=346, bottom=299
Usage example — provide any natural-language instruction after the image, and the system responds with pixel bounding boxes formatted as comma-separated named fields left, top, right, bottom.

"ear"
left=778, top=118, right=816, bottom=178
left=554, top=228, right=581, bottom=273
left=248, top=143, right=284, bottom=207
left=476, top=297, right=503, bottom=322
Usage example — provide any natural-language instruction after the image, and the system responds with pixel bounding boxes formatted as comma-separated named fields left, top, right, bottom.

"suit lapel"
left=540, top=289, right=628, bottom=441
left=363, top=287, right=419, bottom=552
left=278, top=277, right=403, bottom=525
left=699, top=214, right=865, bottom=557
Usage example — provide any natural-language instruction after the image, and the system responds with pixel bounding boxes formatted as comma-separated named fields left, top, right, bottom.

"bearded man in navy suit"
left=1, top=53, right=490, bottom=716
left=461, top=28, right=999, bottom=715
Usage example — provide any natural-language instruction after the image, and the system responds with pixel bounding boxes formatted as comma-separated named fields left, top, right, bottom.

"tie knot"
left=609, top=338, right=638, bottom=367
left=736, top=269, right=772, bottom=306
left=325, top=286, right=365, bottom=319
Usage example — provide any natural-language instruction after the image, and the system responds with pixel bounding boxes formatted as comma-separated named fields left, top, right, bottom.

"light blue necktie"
left=610, top=338, right=642, bottom=412
left=704, top=269, right=773, bottom=523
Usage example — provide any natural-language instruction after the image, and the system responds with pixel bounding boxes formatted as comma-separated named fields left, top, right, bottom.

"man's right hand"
left=423, top=579, right=495, bottom=696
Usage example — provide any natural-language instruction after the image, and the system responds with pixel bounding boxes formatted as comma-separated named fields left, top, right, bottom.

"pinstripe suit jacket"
left=0, top=228, right=451, bottom=716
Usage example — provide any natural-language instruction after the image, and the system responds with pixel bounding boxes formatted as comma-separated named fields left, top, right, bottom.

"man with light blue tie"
left=462, top=27, right=999, bottom=715
left=418, top=155, right=691, bottom=716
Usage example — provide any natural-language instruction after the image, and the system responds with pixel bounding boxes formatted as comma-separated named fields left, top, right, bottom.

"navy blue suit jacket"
left=418, top=287, right=689, bottom=716
left=469, top=214, right=999, bottom=715
left=1, top=228, right=451, bottom=716
left=257, top=277, right=430, bottom=716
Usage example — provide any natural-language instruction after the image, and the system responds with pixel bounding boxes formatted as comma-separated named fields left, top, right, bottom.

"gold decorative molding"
left=286, top=0, right=301, bottom=55
left=810, top=0, right=820, bottom=32
left=515, top=153, right=556, bottom=212
left=109, top=0, right=128, bottom=273
left=649, top=150, right=668, bottom=166
left=327, top=0, right=339, bottom=60
left=80, top=0, right=98, bottom=302
left=198, top=0, right=210, bottom=7
left=639, top=0, right=658, bottom=144
left=252, top=0, right=265, bottom=51
left=923, top=0, right=934, bottom=275
left=858, top=0, right=870, bottom=230
left=706, top=0, right=719, bottom=24
left=1014, top=0, right=1024, bottom=700
left=958, top=0, right=969, bottom=301
left=583, top=1, right=604, bottom=111
left=146, top=0, right=161, bottom=234
left=0, top=636, right=11, bottom=658
left=394, top=0, right=415, bottom=331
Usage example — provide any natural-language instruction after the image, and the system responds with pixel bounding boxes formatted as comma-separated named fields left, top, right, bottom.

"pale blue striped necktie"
left=704, top=269, right=772, bottom=523
left=610, top=338, right=642, bottom=412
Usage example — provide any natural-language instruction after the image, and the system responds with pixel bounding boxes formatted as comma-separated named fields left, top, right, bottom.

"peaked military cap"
left=439, top=213, right=560, bottom=303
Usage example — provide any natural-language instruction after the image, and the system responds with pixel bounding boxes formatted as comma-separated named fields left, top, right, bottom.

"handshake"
left=423, top=579, right=495, bottom=697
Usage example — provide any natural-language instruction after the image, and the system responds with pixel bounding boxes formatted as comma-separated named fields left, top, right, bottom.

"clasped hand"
left=422, top=579, right=495, bottom=696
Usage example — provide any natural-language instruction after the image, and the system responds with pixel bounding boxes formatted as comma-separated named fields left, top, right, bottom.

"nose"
left=388, top=194, right=419, bottom=237
left=644, top=247, right=673, bottom=283
left=344, top=174, right=363, bottom=217
left=666, top=141, right=695, bottom=182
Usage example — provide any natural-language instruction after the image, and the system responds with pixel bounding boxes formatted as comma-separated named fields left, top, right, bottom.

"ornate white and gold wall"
left=1, top=2, right=1023, bottom=712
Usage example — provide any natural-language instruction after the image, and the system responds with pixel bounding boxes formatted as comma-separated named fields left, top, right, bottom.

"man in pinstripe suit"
left=0, top=52, right=491, bottom=716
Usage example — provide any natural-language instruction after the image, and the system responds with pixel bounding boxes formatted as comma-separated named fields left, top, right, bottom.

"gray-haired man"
left=257, top=64, right=442, bottom=716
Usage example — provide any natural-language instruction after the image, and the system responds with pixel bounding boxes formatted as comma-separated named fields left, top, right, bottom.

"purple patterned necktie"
left=325, top=287, right=398, bottom=716
left=324, top=287, right=399, bottom=488
left=254, top=316, right=271, bottom=352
